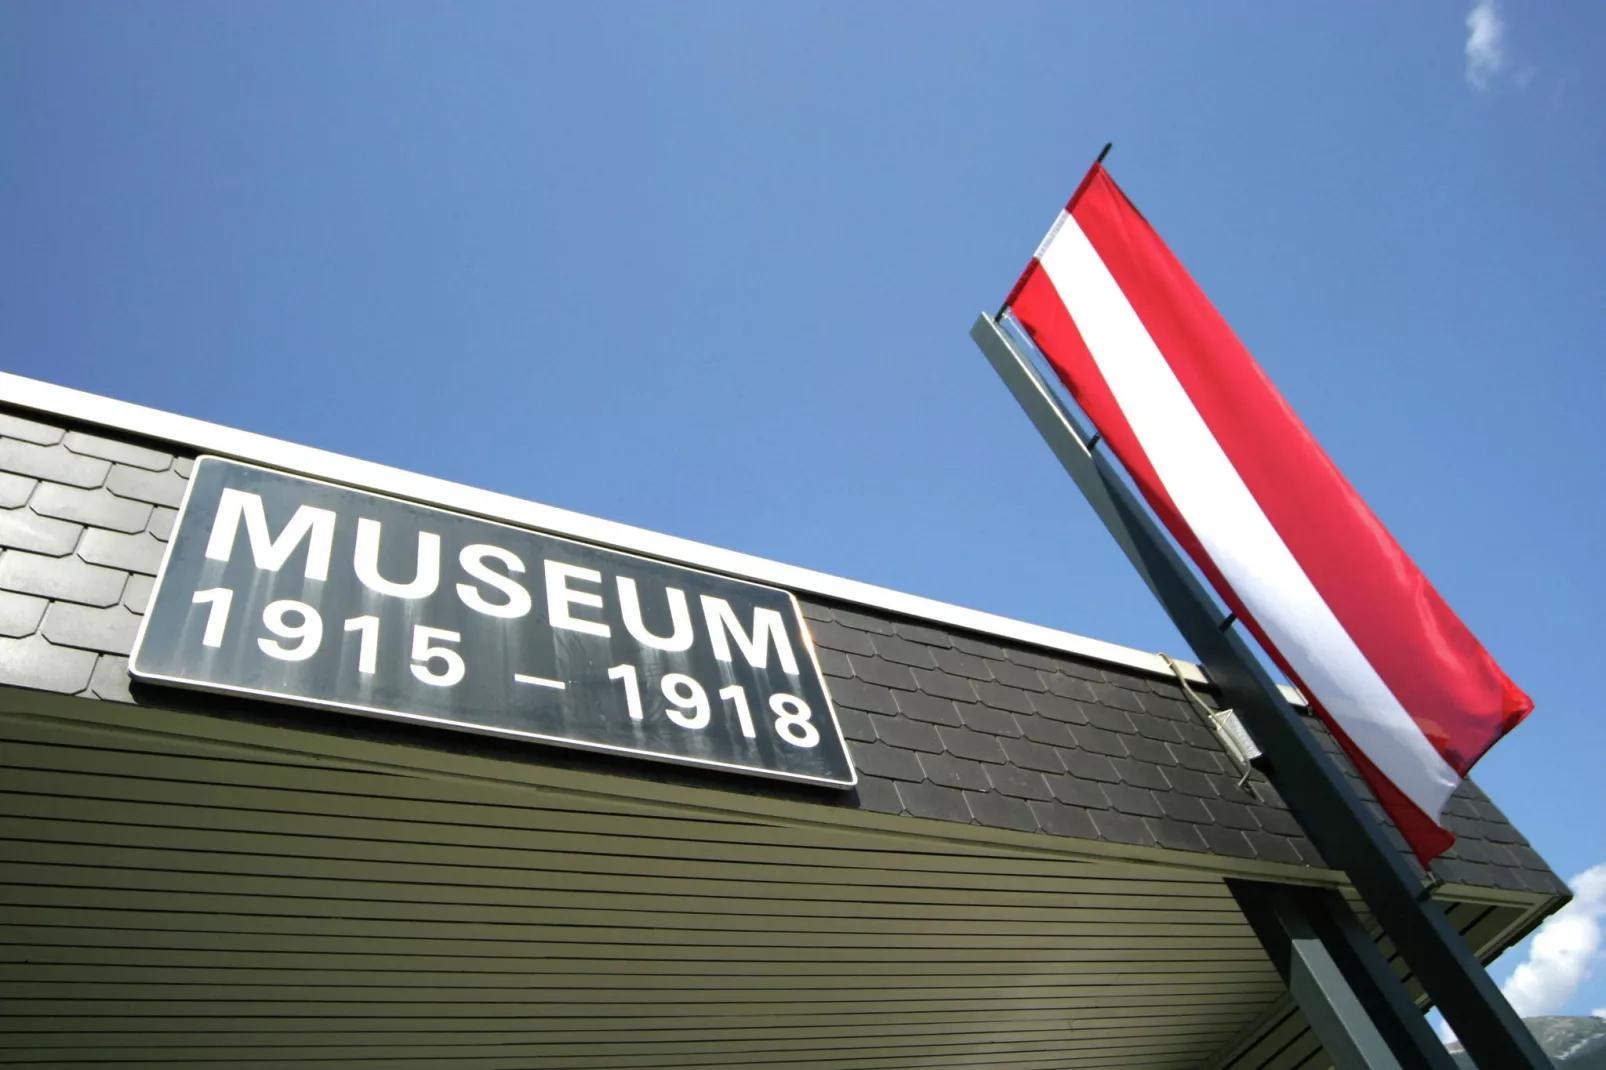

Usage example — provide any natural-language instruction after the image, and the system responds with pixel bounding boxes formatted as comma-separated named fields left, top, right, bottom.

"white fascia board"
left=1, top=370, right=1299, bottom=695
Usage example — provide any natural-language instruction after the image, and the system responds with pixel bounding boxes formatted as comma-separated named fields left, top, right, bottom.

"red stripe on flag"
left=1067, top=167, right=1532, bottom=777
left=1013, top=260, right=1462, bottom=860
left=1004, top=163, right=1534, bottom=864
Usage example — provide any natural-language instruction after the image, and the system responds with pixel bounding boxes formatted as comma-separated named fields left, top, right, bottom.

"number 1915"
left=191, top=587, right=463, bottom=686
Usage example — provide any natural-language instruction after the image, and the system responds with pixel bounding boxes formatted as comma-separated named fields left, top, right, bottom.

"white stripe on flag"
left=1036, top=216, right=1460, bottom=822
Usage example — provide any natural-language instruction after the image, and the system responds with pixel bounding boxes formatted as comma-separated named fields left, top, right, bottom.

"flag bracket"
left=970, top=312, right=1552, bottom=1070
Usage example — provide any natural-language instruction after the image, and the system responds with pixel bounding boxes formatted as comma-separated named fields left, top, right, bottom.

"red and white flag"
left=1004, top=163, right=1532, bottom=863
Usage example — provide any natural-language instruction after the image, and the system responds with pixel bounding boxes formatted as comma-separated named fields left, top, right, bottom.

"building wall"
left=0, top=402, right=1565, bottom=897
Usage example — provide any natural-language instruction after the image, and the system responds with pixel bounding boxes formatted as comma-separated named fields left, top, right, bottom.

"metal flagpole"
left=969, top=312, right=1550, bottom=1070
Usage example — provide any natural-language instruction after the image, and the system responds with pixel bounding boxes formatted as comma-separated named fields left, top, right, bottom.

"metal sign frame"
left=130, top=456, right=857, bottom=790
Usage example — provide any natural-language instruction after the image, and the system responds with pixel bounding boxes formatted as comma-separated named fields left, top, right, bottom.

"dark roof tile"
left=1090, top=810, right=1157, bottom=847
left=937, top=726, right=1007, bottom=764
left=1250, top=806, right=1304, bottom=839
left=105, top=463, right=186, bottom=507
left=1121, top=734, right=1178, bottom=767
left=1103, top=783, right=1164, bottom=819
left=1146, top=818, right=1209, bottom=853
left=846, top=654, right=917, bottom=691
left=1102, top=668, right=1157, bottom=692
left=892, top=621, right=952, bottom=648
left=896, top=781, right=972, bottom=823
left=1171, top=745, right=1224, bottom=774
left=825, top=677, right=898, bottom=715
left=798, top=600, right=834, bottom=622
left=0, top=591, right=48, bottom=638
left=1067, top=724, right=1127, bottom=758
left=1207, top=773, right=1253, bottom=799
left=1004, top=648, right=1060, bottom=673
left=918, top=752, right=991, bottom=792
left=0, top=412, right=65, bottom=446
left=1027, top=692, right=1090, bottom=724
left=1295, top=837, right=1329, bottom=867
left=1054, top=658, right=1108, bottom=684
left=1014, top=714, right=1076, bottom=749
left=1482, top=820, right=1521, bottom=845
left=0, top=440, right=110, bottom=489
left=852, top=775, right=904, bottom=815
left=972, top=680, right=1035, bottom=715
left=870, top=714, right=943, bottom=754
left=1199, top=825, right=1257, bottom=859
left=892, top=689, right=963, bottom=726
left=1157, top=792, right=1213, bottom=825
left=952, top=635, right=1007, bottom=660
left=1044, top=774, right=1110, bottom=810
left=1487, top=867, right=1527, bottom=893
left=1522, top=871, right=1569, bottom=897
left=1109, top=756, right=1170, bottom=792
left=1043, top=674, right=1099, bottom=703
left=984, top=659, right=1046, bottom=692
left=814, top=646, right=852, bottom=678
left=1029, top=800, right=1099, bottom=839
left=1141, top=695, right=1196, bottom=723
left=1206, top=799, right=1260, bottom=832
left=833, top=608, right=896, bottom=635
left=86, top=653, right=133, bottom=703
left=983, top=763, right=1054, bottom=801
left=1253, top=779, right=1288, bottom=809
left=999, top=736, right=1064, bottom=774
left=964, top=790, right=1036, bottom=832
left=1244, top=831, right=1305, bottom=865
left=846, top=741, right=924, bottom=783
left=1055, top=748, right=1121, bottom=784
left=806, top=619, right=875, bottom=656
left=910, top=668, right=978, bottom=702
left=958, top=702, right=1024, bottom=737
left=835, top=706, right=875, bottom=743
left=1090, top=683, right=1146, bottom=714
left=1130, top=713, right=1185, bottom=743
left=1083, top=704, right=1138, bottom=734
left=1508, top=844, right=1548, bottom=871
left=869, top=633, right=938, bottom=669
left=1164, top=767, right=1218, bottom=799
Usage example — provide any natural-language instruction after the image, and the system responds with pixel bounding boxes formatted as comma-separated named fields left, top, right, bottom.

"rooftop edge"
left=1, top=369, right=1302, bottom=697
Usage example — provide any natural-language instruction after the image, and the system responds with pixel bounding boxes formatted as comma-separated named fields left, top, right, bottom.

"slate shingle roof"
left=802, top=594, right=1568, bottom=896
left=0, top=402, right=1567, bottom=898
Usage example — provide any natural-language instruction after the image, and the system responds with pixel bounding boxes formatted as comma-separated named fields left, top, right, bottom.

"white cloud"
left=1436, top=864, right=1606, bottom=1044
left=1501, top=864, right=1606, bottom=1017
left=1465, top=0, right=1506, bottom=89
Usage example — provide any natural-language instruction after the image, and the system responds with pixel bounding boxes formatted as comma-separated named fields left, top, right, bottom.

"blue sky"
left=4, top=0, right=1603, bottom=1019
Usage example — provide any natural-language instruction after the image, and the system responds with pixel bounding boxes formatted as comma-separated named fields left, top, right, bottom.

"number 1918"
left=605, top=663, right=818, bottom=748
